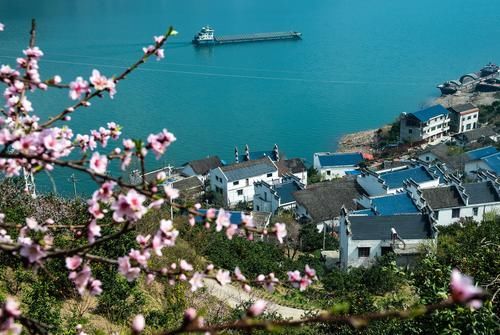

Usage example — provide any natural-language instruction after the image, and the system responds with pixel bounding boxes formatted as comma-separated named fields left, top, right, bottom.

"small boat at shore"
left=192, top=26, right=302, bottom=46
left=437, top=63, right=500, bottom=95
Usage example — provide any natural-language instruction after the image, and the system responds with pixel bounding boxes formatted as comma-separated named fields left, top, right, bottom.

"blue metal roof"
left=196, top=209, right=243, bottom=225
left=275, top=181, right=302, bottom=204
left=372, top=193, right=420, bottom=215
left=351, top=209, right=375, bottom=216
left=466, top=146, right=498, bottom=161
left=482, top=152, right=500, bottom=175
left=380, top=166, right=436, bottom=189
left=317, top=152, right=364, bottom=167
left=411, top=105, right=448, bottom=122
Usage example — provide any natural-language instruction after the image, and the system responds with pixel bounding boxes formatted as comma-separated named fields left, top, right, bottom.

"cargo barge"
left=437, top=63, right=500, bottom=95
left=192, top=26, right=302, bottom=45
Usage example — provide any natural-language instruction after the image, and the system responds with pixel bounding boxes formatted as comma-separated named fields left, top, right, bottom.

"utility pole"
left=23, top=168, right=37, bottom=198
left=68, top=173, right=79, bottom=198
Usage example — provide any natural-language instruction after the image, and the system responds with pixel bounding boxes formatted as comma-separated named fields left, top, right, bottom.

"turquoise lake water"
left=1, top=0, right=499, bottom=195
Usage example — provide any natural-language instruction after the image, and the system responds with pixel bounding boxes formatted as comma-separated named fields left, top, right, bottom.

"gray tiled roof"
left=448, top=103, right=478, bottom=114
left=221, top=157, right=277, bottom=182
left=463, top=181, right=500, bottom=205
left=185, top=156, right=223, bottom=175
left=421, top=186, right=465, bottom=209
left=172, top=176, right=203, bottom=191
left=276, top=158, right=307, bottom=176
left=293, top=179, right=365, bottom=222
left=349, top=214, right=433, bottom=240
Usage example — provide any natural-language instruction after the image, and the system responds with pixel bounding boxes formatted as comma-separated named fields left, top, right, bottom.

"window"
left=408, top=129, right=413, bottom=134
left=237, top=190, right=243, bottom=196
left=467, top=115, right=471, bottom=120
left=473, top=114, right=477, bottom=118
left=425, top=156, right=430, bottom=161
left=381, top=247, right=393, bottom=256
left=473, top=207, right=478, bottom=216
left=358, top=247, right=370, bottom=258
left=266, top=173, right=272, bottom=178
left=326, top=170, right=331, bottom=176
left=452, top=208, right=460, bottom=218
left=215, top=186, right=223, bottom=194
left=256, top=205, right=260, bottom=211
left=435, top=210, right=439, bottom=219
left=233, top=181, right=239, bottom=186
left=466, top=124, right=471, bottom=130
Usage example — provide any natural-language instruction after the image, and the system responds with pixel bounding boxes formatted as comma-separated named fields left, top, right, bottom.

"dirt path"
left=203, top=278, right=313, bottom=320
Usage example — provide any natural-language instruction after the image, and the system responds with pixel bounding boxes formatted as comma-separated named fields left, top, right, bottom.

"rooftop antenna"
left=244, top=144, right=250, bottom=162
left=235, top=146, right=239, bottom=164
left=273, top=143, right=280, bottom=161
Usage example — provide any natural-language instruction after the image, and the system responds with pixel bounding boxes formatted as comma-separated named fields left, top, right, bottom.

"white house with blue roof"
left=400, top=105, right=450, bottom=144
left=253, top=175, right=305, bottom=214
left=464, top=146, right=500, bottom=176
left=209, top=157, right=279, bottom=207
left=357, top=164, right=442, bottom=196
left=313, top=152, right=365, bottom=180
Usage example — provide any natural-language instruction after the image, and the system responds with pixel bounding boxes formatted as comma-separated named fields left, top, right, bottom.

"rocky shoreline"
left=337, top=92, right=499, bottom=153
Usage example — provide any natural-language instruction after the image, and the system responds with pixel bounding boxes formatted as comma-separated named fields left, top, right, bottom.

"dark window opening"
left=358, top=247, right=370, bottom=258
left=452, top=208, right=460, bottom=218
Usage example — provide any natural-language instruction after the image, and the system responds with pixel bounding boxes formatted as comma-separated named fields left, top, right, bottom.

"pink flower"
left=154, top=35, right=165, bottom=44
left=69, top=77, right=90, bottom=100
left=226, top=224, right=238, bottom=240
left=216, top=269, right=231, bottom=286
left=88, top=220, right=101, bottom=243
left=118, top=256, right=141, bottom=282
left=132, top=314, right=145, bottom=333
left=89, top=69, right=108, bottom=90
left=129, top=249, right=150, bottom=267
left=65, top=256, right=83, bottom=270
left=23, top=46, right=44, bottom=59
left=147, top=129, right=176, bottom=158
left=184, top=307, right=197, bottom=322
left=305, top=264, right=317, bottom=279
left=4, top=298, right=21, bottom=317
left=89, top=279, right=102, bottom=296
left=234, top=267, right=246, bottom=282
left=180, top=259, right=193, bottom=272
left=274, top=223, right=287, bottom=243
left=189, top=272, right=205, bottom=292
left=111, top=189, right=147, bottom=222
left=216, top=209, right=231, bottom=232
left=19, top=240, right=46, bottom=263
left=89, top=152, right=108, bottom=175
left=450, top=269, right=483, bottom=309
left=248, top=300, right=267, bottom=317
left=0, top=23, right=4, bottom=31
left=155, top=49, right=164, bottom=61
left=163, top=184, right=179, bottom=200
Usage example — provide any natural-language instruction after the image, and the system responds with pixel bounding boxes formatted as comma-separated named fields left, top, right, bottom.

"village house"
left=209, top=157, right=279, bottom=207
left=171, top=176, right=204, bottom=202
left=293, top=178, right=365, bottom=229
left=454, top=125, right=498, bottom=146
left=313, top=152, right=365, bottom=180
left=356, top=163, right=442, bottom=196
left=399, top=104, right=450, bottom=144
left=405, top=173, right=500, bottom=226
left=276, top=158, right=308, bottom=185
left=339, top=208, right=436, bottom=269
left=464, top=146, right=499, bottom=176
left=253, top=175, right=305, bottom=214
left=416, top=143, right=468, bottom=174
left=181, top=156, right=223, bottom=183
left=447, top=103, right=480, bottom=134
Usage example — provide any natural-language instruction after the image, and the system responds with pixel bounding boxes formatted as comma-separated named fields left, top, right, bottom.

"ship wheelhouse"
left=194, top=26, right=215, bottom=43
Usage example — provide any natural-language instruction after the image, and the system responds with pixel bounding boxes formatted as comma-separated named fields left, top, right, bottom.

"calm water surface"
left=1, top=0, right=499, bottom=195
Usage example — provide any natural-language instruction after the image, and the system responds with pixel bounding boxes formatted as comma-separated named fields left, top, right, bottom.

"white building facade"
left=313, top=152, right=364, bottom=180
left=209, top=157, right=279, bottom=207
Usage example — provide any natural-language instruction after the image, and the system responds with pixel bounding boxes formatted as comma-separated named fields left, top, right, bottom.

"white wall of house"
left=433, top=203, right=500, bottom=226
left=181, top=165, right=208, bottom=182
left=292, top=171, right=308, bottom=186
left=210, top=168, right=279, bottom=207
left=318, top=166, right=358, bottom=180
left=209, top=168, right=229, bottom=204
left=253, top=183, right=279, bottom=213
left=465, top=160, right=491, bottom=176
left=456, top=112, right=479, bottom=133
